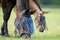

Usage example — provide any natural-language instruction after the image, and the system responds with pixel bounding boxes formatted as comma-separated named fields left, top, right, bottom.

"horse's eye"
left=37, top=13, right=40, bottom=17
left=38, top=15, right=40, bottom=17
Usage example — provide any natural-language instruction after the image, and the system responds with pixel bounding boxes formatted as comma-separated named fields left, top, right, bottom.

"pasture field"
left=0, top=6, right=60, bottom=40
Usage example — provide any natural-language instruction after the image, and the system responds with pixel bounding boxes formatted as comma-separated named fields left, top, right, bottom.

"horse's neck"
left=16, top=0, right=31, bottom=18
left=16, top=0, right=25, bottom=11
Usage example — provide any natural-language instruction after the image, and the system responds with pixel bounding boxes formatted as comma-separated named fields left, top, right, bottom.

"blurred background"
left=40, top=0, right=60, bottom=5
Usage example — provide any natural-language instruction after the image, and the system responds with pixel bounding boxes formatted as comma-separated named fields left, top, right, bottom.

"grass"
left=0, top=7, right=60, bottom=40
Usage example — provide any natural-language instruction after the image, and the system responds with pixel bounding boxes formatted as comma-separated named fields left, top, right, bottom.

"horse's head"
left=14, top=9, right=36, bottom=38
left=34, top=11, right=48, bottom=32
left=23, top=9, right=48, bottom=32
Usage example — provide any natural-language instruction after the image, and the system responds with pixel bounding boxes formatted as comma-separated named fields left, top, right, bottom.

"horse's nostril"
left=39, top=27, right=44, bottom=32
left=37, top=25, right=44, bottom=32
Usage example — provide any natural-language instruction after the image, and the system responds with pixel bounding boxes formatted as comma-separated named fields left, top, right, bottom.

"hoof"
left=0, top=32, right=10, bottom=37
left=14, top=34, right=17, bottom=37
left=0, top=32, right=5, bottom=36
left=5, top=34, right=10, bottom=37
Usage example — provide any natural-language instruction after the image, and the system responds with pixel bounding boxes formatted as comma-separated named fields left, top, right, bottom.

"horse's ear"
left=30, top=10, right=36, bottom=15
left=24, top=9, right=36, bottom=15
left=25, top=9, right=30, bottom=13
left=40, top=11, right=49, bottom=15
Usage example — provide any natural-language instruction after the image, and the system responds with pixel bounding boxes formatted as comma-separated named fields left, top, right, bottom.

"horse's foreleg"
left=1, top=8, right=10, bottom=37
left=1, top=4, right=15, bottom=37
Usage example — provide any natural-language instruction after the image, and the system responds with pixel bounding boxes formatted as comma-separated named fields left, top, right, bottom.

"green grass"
left=0, top=7, right=60, bottom=40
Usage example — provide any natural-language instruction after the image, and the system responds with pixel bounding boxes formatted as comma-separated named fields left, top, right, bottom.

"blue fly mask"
left=34, top=13, right=48, bottom=32
left=14, top=9, right=35, bottom=36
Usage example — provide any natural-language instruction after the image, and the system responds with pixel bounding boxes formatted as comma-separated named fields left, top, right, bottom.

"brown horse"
left=14, top=0, right=48, bottom=38
left=0, top=0, right=48, bottom=37
left=0, top=0, right=35, bottom=37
